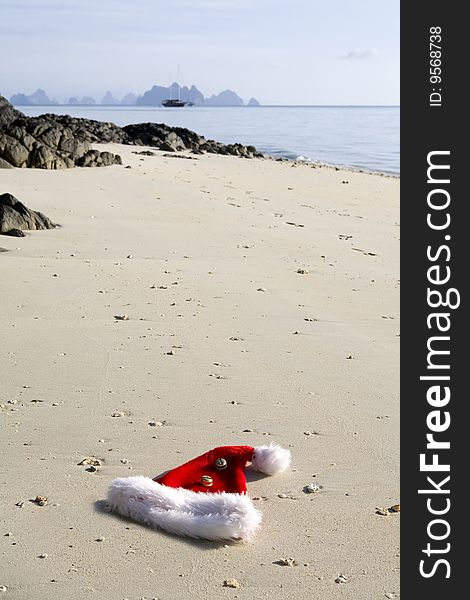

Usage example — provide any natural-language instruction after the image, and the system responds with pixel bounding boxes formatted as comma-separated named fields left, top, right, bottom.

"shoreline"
left=1, top=146, right=399, bottom=599
left=13, top=104, right=400, bottom=176
left=264, top=153, right=400, bottom=178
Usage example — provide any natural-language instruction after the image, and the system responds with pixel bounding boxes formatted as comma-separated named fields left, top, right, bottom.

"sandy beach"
left=1, top=147, right=399, bottom=599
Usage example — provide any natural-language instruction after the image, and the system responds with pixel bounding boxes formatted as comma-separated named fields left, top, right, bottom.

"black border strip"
left=401, top=3, right=465, bottom=595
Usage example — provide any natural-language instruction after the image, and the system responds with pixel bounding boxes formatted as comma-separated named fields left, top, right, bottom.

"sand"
left=1, top=146, right=400, bottom=600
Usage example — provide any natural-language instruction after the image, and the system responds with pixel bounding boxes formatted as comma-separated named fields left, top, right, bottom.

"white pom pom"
left=251, top=443, right=291, bottom=475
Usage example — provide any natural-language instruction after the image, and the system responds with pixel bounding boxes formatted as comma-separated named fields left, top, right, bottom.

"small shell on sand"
left=375, top=507, right=389, bottom=516
left=276, top=558, right=296, bottom=567
left=38, top=553, right=48, bottom=559
left=335, top=574, right=348, bottom=584
left=303, top=484, right=322, bottom=494
left=223, top=579, right=240, bottom=589
left=376, top=504, right=400, bottom=515
left=78, top=457, right=102, bottom=467
left=0, top=585, right=8, bottom=592
left=114, top=315, right=129, bottom=321
left=111, top=411, right=125, bottom=417
left=34, top=495, right=48, bottom=506
left=296, top=269, right=309, bottom=274
left=148, top=420, right=164, bottom=427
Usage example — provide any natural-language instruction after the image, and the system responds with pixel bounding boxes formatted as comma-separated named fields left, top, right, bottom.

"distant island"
left=9, top=85, right=261, bottom=107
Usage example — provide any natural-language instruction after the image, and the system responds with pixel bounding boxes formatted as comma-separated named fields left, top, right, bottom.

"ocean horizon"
left=20, top=105, right=400, bottom=175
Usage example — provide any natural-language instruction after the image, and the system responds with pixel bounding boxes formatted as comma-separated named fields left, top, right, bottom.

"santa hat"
left=107, top=443, right=291, bottom=541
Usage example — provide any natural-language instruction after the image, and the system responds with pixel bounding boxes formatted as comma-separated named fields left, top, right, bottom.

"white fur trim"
left=107, top=476, right=262, bottom=541
left=251, top=443, right=291, bottom=475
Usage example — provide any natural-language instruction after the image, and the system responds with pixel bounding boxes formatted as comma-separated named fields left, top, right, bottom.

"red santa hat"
left=107, top=443, right=291, bottom=541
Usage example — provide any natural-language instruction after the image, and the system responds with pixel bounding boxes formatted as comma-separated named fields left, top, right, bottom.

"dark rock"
left=1, top=95, right=24, bottom=127
left=162, top=153, right=198, bottom=160
left=37, top=114, right=132, bottom=144
left=1, top=96, right=262, bottom=167
left=100, top=151, right=122, bottom=166
left=123, top=123, right=185, bottom=150
left=0, top=157, right=14, bottom=169
left=0, top=193, right=57, bottom=235
left=0, top=101, right=123, bottom=169
left=3, top=228, right=25, bottom=237
left=122, top=122, right=262, bottom=158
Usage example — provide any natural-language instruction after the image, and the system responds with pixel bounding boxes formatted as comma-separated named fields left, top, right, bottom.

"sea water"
left=21, top=105, right=399, bottom=175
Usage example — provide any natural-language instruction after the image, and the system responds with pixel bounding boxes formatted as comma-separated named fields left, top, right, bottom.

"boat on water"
left=162, top=65, right=193, bottom=107
left=162, top=98, right=187, bottom=107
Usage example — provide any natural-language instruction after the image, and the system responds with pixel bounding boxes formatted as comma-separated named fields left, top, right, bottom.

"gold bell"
left=215, top=458, right=227, bottom=470
left=200, top=475, right=213, bottom=487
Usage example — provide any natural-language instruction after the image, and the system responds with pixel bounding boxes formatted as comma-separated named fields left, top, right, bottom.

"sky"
left=0, top=0, right=399, bottom=105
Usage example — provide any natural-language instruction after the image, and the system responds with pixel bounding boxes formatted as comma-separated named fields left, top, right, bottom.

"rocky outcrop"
left=10, top=89, right=57, bottom=106
left=121, top=93, right=137, bottom=105
left=38, top=117, right=262, bottom=157
left=81, top=96, right=96, bottom=105
left=101, top=91, right=120, bottom=105
left=0, top=95, right=23, bottom=128
left=0, top=115, right=123, bottom=169
left=38, top=114, right=132, bottom=144
left=247, top=97, right=260, bottom=107
left=205, top=90, right=244, bottom=106
left=136, top=83, right=207, bottom=106
left=0, top=193, right=56, bottom=235
left=0, top=96, right=262, bottom=167
left=122, top=122, right=262, bottom=157
left=136, top=83, right=246, bottom=106
left=9, top=93, right=33, bottom=106
left=0, top=157, right=14, bottom=169
left=0, top=97, right=122, bottom=169
left=123, top=123, right=187, bottom=151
